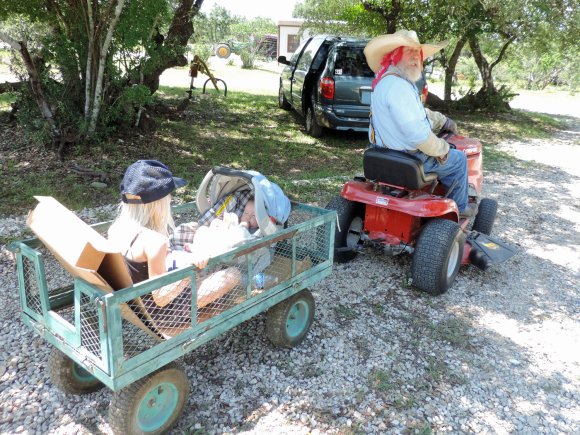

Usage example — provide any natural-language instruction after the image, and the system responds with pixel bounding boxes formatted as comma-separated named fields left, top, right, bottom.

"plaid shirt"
left=170, top=189, right=253, bottom=249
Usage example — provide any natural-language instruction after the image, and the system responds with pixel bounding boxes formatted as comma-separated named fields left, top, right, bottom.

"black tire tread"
left=108, top=362, right=189, bottom=435
left=278, top=83, right=291, bottom=110
left=47, top=348, right=104, bottom=395
left=265, top=289, right=315, bottom=348
left=325, top=195, right=364, bottom=263
left=411, top=219, right=465, bottom=296
left=305, top=105, right=323, bottom=137
left=472, top=198, right=498, bottom=235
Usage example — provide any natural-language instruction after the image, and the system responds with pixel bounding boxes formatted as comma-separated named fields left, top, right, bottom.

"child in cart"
left=108, top=160, right=242, bottom=313
left=108, top=160, right=290, bottom=334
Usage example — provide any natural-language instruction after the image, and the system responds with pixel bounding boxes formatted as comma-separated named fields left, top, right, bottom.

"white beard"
left=398, top=63, right=422, bottom=83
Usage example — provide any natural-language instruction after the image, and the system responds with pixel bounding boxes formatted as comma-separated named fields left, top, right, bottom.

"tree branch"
left=0, top=32, right=22, bottom=51
left=490, top=35, right=515, bottom=70
left=360, top=0, right=400, bottom=33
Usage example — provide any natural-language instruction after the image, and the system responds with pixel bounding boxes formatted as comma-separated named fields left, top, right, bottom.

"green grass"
left=369, top=368, right=393, bottom=392
left=0, top=85, right=566, bottom=217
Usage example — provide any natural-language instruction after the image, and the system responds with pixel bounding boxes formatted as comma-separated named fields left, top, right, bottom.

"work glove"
left=441, top=117, right=458, bottom=135
left=436, top=153, right=449, bottom=165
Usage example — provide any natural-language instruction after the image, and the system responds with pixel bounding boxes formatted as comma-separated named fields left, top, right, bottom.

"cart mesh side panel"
left=197, top=261, right=248, bottom=323
left=22, top=255, right=42, bottom=315
left=79, top=292, right=102, bottom=359
left=122, top=319, right=160, bottom=358
left=287, top=206, right=332, bottom=265
left=20, top=248, right=77, bottom=326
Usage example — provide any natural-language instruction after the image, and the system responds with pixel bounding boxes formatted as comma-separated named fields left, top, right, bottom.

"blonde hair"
left=108, top=195, right=175, bottom=246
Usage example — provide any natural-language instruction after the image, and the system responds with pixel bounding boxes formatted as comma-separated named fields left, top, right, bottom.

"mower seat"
left=363, top=147, right=437, bottom=190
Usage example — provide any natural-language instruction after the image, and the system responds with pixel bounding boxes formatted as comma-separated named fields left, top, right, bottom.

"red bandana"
left=371, top=47, right=424, bottom=90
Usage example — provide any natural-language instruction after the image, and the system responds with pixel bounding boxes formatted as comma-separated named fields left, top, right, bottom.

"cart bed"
left=11, top=201, right=335, bottom=391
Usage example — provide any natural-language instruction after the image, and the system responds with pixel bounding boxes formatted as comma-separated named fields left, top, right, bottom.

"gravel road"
left=1, top=108, right=579, bottom=433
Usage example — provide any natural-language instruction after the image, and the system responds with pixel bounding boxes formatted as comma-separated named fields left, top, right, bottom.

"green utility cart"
left=10, top=199, right=335, bottom=434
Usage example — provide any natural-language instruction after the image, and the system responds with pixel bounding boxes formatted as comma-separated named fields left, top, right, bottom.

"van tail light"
left=320, top=77, right=335, bottom=100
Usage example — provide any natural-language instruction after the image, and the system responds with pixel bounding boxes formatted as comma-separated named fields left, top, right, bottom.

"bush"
left=239, top=48, right=255, bottom=69
left=194, top=44, right=213, bottom=63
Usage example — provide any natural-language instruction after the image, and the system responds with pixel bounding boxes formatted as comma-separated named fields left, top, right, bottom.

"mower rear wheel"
left=411, top=219, right=465, bottom=295
left=472, top=198, right=498, bottom=235
left=325, top=195, right=364, bottom=263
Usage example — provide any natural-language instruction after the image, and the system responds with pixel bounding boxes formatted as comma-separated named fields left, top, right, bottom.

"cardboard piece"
left=26, top=196, right=159, bottom=338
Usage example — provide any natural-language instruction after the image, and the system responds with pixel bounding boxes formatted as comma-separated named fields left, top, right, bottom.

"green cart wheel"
left=109, top=362, right=189, bottom=435
left=266, top=289, right=315, bottom=348
left=48, top=348, right=104, bottom=394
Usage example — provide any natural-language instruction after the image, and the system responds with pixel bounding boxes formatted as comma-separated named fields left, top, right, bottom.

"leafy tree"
left=192, top=10, right=276, bottom=68
left=0, top=0, right=205, bottom=150
left=192, top=5, right=240, bottom=44
left=294, top=0, right=578, bottom=110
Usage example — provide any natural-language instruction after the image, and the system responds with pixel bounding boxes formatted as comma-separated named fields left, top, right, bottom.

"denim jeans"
left=414, top=149, right=469, bottom=212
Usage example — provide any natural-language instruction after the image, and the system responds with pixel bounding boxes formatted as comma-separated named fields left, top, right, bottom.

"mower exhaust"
left=466, top=232, right=518, bottom=271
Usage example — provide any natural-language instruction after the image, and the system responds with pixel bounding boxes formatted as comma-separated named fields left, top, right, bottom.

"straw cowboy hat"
left=364, top=29, right=448, bottom=73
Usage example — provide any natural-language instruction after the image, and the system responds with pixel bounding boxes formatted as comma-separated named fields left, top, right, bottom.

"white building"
left=277, top=20, right=309, bottom=59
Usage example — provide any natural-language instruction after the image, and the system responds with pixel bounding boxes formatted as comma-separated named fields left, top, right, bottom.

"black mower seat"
left=363, top=147, right=437, bottom=190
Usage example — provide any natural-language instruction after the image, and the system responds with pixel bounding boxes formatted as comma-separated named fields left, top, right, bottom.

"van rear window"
left=334, top=47, right=374, bottom=78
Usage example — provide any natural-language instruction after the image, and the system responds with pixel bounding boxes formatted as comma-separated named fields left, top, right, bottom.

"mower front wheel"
left=325, top=195, right=364, bottom=263
left=411, top=219, right=465, bottom=295
left=472, top=198, right=498, bottom=235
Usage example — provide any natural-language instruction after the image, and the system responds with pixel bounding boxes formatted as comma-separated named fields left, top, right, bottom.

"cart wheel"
left=266, top=289, right=315, bottom=348
left=325, top=195, right=364, bottom=263
left=411, top=219, right=466, bottom=295
left=471, top=198, right=498, bottom=235
left=109, top=362, right=189, bottom=435
left=48, top=348, right=104, bottom=395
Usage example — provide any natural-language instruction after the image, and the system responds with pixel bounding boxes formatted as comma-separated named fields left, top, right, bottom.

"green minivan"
left=278, top=35, right=374, bottom=138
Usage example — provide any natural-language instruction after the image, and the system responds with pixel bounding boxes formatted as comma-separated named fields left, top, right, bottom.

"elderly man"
left=364, top=29, right=476, bottom=218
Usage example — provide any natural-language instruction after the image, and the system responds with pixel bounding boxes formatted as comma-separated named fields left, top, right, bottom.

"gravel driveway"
left=1, top=107, right=579, bottom=433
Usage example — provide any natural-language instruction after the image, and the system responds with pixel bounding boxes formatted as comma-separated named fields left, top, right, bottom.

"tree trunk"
left=443, top=35, right=467, bottom=102
left=0, top=32, right=60, bottom=138
left=468, top=35, right=495, bottom=94
left=141, top=0, right=205, bottom=94
left=84, top=0, right=96, bottom=121
left=88, top=0, right=126, bottom=133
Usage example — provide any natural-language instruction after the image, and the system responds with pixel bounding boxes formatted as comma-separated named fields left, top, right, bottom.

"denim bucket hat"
left=121, top=160, right=187, bottom=204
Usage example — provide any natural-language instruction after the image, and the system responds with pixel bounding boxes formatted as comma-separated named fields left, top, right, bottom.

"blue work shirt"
left=369, top=66, right=432, bottom=151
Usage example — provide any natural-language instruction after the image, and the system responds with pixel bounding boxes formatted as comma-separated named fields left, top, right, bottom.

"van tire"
left=279, top=83, right=291, bottom=110
left=305, top=104, right=323, bottom=137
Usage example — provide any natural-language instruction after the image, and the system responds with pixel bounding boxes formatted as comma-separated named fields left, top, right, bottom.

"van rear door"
left=330, top=45, right=374, bottom=119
